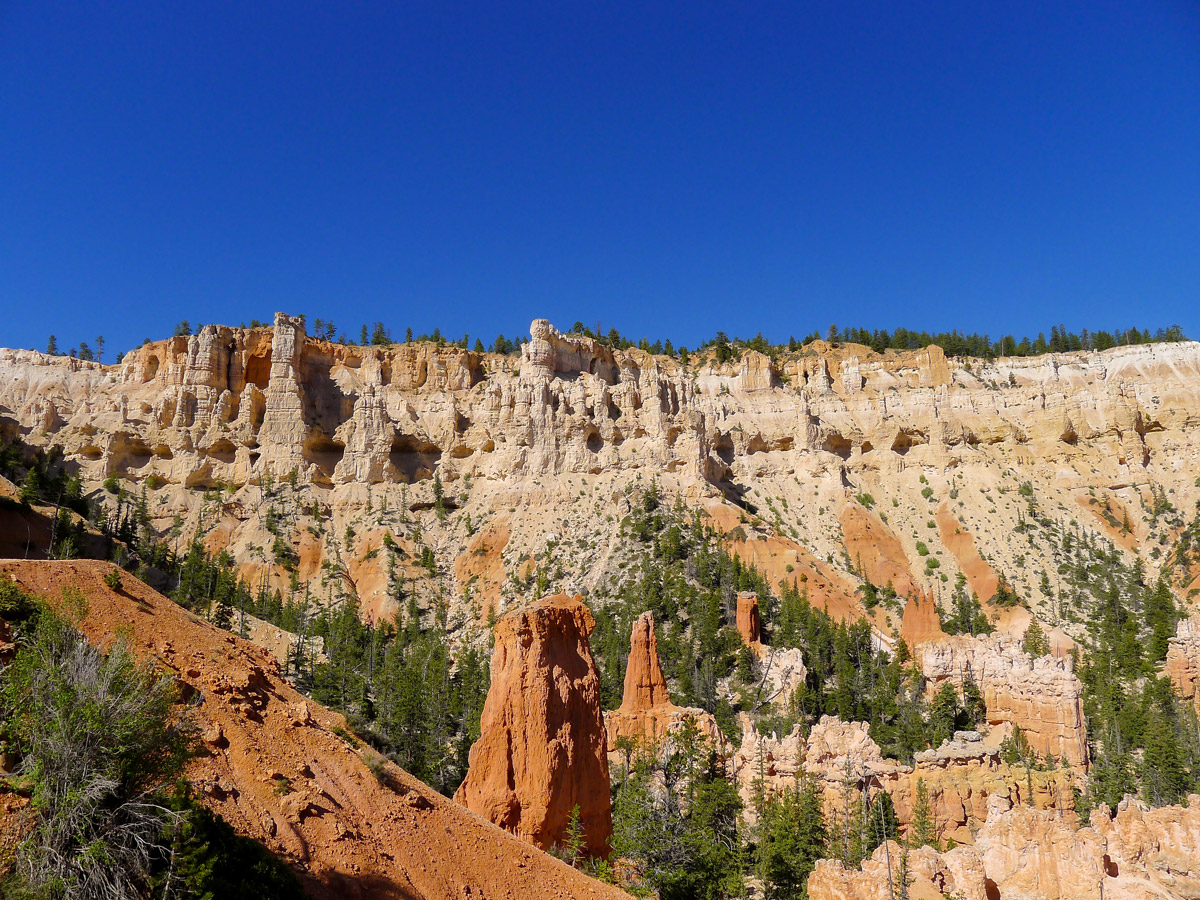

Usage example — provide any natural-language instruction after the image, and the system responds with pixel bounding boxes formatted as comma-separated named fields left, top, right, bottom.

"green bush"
left=0, top=612, right=193, bottom=899
left=0, top=609, right=306, bottom=900
left=161, top=792, right=306, bottom=899
left=103, top=566, right=125, bottom=592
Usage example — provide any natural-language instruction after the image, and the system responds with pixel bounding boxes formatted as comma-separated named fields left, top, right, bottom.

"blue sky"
left=2, top=1, right=1198, bottom=357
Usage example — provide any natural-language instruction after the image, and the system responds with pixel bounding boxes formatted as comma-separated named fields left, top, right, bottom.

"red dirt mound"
left=0, top=560, right=629, bottom=900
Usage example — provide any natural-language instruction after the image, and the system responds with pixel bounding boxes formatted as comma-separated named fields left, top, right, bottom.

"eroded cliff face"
left=916, top=633, right=1089, bottom=769
left=2, top=317, right=1199, bottom=634
left=732, top=716, right=1070, bottom=842
left=453, top=593, right=612, bottom=857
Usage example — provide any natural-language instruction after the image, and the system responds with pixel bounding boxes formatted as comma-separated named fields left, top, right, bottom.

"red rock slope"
left=0, top=560, right=629, bottom=900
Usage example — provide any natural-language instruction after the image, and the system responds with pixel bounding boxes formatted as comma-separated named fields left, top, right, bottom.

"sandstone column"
left=454, top=593, right=612, bottom=857
left=737, top=591, right=762, bottom=647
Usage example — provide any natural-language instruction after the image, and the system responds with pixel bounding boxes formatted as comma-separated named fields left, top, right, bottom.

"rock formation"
left=454, top=593, right=613, bottom=857
left=916, top=633, right=1089, bottom=769
left=887, top=730, right=1074, bottom=846
left=736, top=591, right=762, bottom=646
left=617, top=611, right=672, bottom=710
left=0, top=560, right=627, bottom=900
left=728, top=588, right=807, bottom=707
left=809, top=794, right=1200, bottom=900
left=3, top=318, right=1199, bottom=634
left=839, top=504, right=920, bottom=599
left=750, top=643, right=809, bottom=710
left=733, top=718, right=1071, bottom=843
left=731, top=714, right=808, bottom=823
left=604, top=612, right=724, bottom=765
left=809, top=841, right=987, bottom=900
left=8, top=318, right=1200, bottom=892
left=1166, top=614, right=1200, bottom=713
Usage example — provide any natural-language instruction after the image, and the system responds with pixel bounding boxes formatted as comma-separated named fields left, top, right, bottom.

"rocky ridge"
left=2, top=317, right=1199, bottom=639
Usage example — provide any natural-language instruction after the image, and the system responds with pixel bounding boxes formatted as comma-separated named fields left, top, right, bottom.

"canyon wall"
left=2, top=318, right=1199, bottom=632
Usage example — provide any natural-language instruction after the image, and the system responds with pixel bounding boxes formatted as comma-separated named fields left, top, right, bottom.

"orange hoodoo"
left=619, top=611, right=672, bottom=713
left=736, top=591, right=762, bottom=646
left=454, top=593, right=613, bottom=857
left=605, top=611, right=727, bottom=762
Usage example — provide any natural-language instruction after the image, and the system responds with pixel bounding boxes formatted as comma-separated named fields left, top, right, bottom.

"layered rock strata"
left=454, top=593, right=612, bottom=857
left=889, top=730, right=1074, bottom=846
left=3, top=319, right=1200, bottom=631
left=733, top=717, right=1071, bottom=842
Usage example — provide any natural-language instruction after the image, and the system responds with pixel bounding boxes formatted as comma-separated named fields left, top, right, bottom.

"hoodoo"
left=604, top=612, right=724, bottom=759
left=618, top=610, right=672, bottom=711
left=736, top=591, right=762, bottom=647
left=454, top=593, right=612, bottom=857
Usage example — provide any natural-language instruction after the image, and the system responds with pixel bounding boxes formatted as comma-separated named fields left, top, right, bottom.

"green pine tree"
left=1022, top=619, right=1050, bottom=657
left=910, top=778, right=937, bottom=849
left=757, top=778, right=827, bottom=900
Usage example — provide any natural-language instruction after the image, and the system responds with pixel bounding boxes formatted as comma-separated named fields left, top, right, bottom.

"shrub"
left=162, top=790, right=307, bottom=899
left=103, top=566, right=124, bottom=593
left=0, top=612, right=194, bottom=900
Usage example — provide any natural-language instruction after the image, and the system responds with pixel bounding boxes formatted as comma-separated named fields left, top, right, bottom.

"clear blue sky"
left=2, top=1, right=1198, bottom=357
